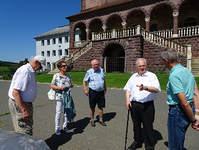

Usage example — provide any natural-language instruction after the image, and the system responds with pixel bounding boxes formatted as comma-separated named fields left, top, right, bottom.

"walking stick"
left=124, top=109, right=130, bottom=150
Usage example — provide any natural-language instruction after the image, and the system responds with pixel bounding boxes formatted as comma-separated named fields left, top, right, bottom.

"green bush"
left=70, top=67, right=87, bottom=72
left=2, top=74, right=12, bottom=80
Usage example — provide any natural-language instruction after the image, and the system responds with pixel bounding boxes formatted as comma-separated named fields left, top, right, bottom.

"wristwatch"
left=145, top=86, right=148, bottom=90
left=192, top=119, right=197, bottom=123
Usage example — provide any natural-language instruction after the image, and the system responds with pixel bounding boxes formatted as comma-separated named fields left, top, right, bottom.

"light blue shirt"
left=83, top=68, right=105, bottom=92
left=167, top=63, right=195, bottom=105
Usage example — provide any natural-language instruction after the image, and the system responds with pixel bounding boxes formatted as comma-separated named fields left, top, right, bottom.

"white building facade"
left=34, top=25, right=80, bottom=71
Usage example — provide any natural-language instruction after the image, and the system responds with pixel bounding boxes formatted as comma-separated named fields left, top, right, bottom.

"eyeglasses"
left=62, top=65, right=67, bottom=67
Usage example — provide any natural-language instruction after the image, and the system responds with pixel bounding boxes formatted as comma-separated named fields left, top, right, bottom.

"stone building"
left=65, top=0, right=199, bottom=75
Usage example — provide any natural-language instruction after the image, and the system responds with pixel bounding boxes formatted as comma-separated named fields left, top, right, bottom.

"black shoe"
left=91, top=121, right=96, bottom=127
left=127, top=141, right=142, bottom=150
left=99, top=121, right=106, bottom=126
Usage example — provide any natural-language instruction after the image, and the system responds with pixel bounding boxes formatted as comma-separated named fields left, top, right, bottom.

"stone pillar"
left=122, top=22, right=127, bottom=37
left=136, top=25, right=141, bottom=35
left=86, top=28, right=90, bottom=42
left=173, top=12, right=179, bottom=37
left=145, top=17, right=150, bottom=32
left=102, top=25, right=107, bottom=39
left=104, top=57, right=107, bottom=73
left=187, top=45, right=192, bottom=71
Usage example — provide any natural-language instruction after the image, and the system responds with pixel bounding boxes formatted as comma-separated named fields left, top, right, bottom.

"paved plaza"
left=0, top=80, right=199, bottom=150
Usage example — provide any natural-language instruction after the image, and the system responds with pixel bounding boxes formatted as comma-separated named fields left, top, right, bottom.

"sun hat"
left=34, top=55, right=46, bottom=69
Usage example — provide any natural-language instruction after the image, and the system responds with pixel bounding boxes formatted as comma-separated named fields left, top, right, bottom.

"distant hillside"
left=0, top=60, right=19, bottom=67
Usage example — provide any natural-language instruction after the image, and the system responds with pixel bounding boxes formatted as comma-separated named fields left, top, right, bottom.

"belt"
left=89, top=88, right=103, bottom=93
left=169, top=101, right=194, bottom=109
left=11, top=98, right=32, bottom=104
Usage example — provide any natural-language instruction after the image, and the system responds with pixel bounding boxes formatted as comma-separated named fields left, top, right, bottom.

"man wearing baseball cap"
left=8, top=55, right=46, bottom=135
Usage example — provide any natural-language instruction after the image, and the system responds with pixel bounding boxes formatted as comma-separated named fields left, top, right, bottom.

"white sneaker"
left=64, top=127, right=70, bottom=133
left=55, top=129, right=61, bottom=136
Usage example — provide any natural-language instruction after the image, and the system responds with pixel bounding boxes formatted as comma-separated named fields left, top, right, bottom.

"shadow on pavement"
left=45, top=117, right=90, bottom=150
left=164, top=141, right=188, bottom=150
left=95, top=112, right=116, bottom=123
left=45, top=112, right=116, bottom=149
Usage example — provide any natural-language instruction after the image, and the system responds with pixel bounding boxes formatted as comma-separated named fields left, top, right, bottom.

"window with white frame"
left=65, top=36, right=68, bottom=43
left=47, top=51, right=50, bottom=57
left=47, top=39, right=50, bottom=45
left=47, top=62, right=50, bottom=70
left=53, top=38, right=56, bottom=44
left=59, top=37, right=62, bottom=44
left=41, top=51, right=44, bottom=56
left=65, top=49, right=69, bottom=55
left=52, top=50, right=56, bottom=56
left=58, top=49, right=62, bottom=56
left=41, top=40, right=44, bottom=46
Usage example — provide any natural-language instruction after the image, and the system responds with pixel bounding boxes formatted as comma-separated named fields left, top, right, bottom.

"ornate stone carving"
left=173, top=12, right=179, bottom=17
left=121, top=22, right=126, bottom=26
left=145, top=17, right=150, bottom=23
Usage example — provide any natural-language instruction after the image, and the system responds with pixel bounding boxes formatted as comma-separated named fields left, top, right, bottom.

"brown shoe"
left=99, top=121, right=106, bottom=126
left=91, top=121, right=96, bottom=127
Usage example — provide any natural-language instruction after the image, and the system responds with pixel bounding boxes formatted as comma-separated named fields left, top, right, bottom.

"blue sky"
left=0, top=0, right=81, bottom=63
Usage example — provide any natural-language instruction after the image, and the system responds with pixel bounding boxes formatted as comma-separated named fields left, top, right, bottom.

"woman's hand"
left=69, top=82, right=73, bottom=88
left=60, top=86, right=67, bottom=90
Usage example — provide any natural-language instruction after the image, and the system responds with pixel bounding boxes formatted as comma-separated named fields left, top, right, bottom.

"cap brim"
left=41, top=64, right=46, bottom=69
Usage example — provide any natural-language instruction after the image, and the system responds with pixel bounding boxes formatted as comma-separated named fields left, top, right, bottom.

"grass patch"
left=36, top=72, right=170, bottom=90
left=0, top=67, right=10, bottom=71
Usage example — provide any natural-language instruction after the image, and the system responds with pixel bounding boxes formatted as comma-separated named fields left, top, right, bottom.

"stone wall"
left=172, top=35, right=199, bottom=57
left=73, top=36, right=143, bottom=73
left=72, top=35, right=189, bottom=73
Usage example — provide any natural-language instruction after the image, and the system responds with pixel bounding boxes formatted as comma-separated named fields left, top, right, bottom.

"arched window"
left=184, top=17, right=197, bottom=27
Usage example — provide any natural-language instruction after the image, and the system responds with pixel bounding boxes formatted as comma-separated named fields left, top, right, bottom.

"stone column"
left=102, top=25, right=107, bottom=39
left=187, top=45, right=192, bottom=71
left=145, top=17, right=150, bottom=32
left=122, top=22, right=127, bottom=37
left=173, top=12, right=179, bottom=37
left=85, top=28, right=90, bottom=42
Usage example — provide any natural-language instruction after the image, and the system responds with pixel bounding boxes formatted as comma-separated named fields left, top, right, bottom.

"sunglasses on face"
left=62, top=65, right=67, bottom=67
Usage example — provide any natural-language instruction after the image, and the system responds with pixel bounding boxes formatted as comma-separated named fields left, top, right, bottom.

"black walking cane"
left=124, top=109, right=130, bottom=150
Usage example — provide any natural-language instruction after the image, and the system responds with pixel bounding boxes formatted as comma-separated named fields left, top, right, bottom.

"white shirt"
left=124, top=71, right=161, bottom=103
left=8, top=64, right=37, bottom=102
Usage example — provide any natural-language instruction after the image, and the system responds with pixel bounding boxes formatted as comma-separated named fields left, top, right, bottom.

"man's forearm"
left=83, top=81, right=87, bottom=91
left=178, top=92, right=196, bottom=123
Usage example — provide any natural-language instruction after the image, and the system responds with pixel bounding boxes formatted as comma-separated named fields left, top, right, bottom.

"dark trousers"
left=130, top=101, right=155, bottom=149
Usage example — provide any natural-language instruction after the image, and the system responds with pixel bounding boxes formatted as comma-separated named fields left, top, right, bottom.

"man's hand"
left=192, top=120, right=199, bottom=131
left=126, top=100, right=132, bottom=110
left=22, top=109, right=30, bottom=120
left=84, top=89, right=89, bottom=96
left=136, top=84, right=147, bottom=91
left=104, top=87, right=107, bottom=94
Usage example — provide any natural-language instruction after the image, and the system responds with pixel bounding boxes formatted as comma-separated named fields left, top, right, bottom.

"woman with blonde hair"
left=50, top=61, right=76, bottom=136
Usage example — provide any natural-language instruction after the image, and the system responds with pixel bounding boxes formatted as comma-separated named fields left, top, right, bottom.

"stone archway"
left=103, top=43, right=125, bottom=73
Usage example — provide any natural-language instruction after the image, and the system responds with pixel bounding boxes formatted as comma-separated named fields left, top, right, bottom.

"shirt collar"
left=28, top=63, right=35, bottom=73
left=92, top=68, right=100, bottom=73
left=135, top=70, right=148, bottom=77
left=169, top=63, right=181, bottom=75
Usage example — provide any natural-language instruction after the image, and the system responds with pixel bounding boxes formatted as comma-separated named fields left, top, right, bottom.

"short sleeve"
left=51, top=74, right=58, bottom=85
left=169, top=75, right=184, bottom=94
left=13, top=71, right=29, bottom=92
left=83, top=71, right=90, bottom=82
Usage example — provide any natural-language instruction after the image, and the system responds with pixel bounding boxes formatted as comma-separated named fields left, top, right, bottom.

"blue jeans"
left=167, top=104, right=195, bottom=150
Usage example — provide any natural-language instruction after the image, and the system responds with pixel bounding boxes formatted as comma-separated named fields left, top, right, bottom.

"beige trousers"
left=8, top=98, right=33, bottom=136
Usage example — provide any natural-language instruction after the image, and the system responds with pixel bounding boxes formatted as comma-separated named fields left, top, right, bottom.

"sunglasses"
left=62, top=65, right=67, bottom=67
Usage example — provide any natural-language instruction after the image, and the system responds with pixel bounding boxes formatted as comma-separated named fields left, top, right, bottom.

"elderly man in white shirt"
left=124, top=58, right=161, bottom=150
left=8, top=55, right=46, bottom=136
